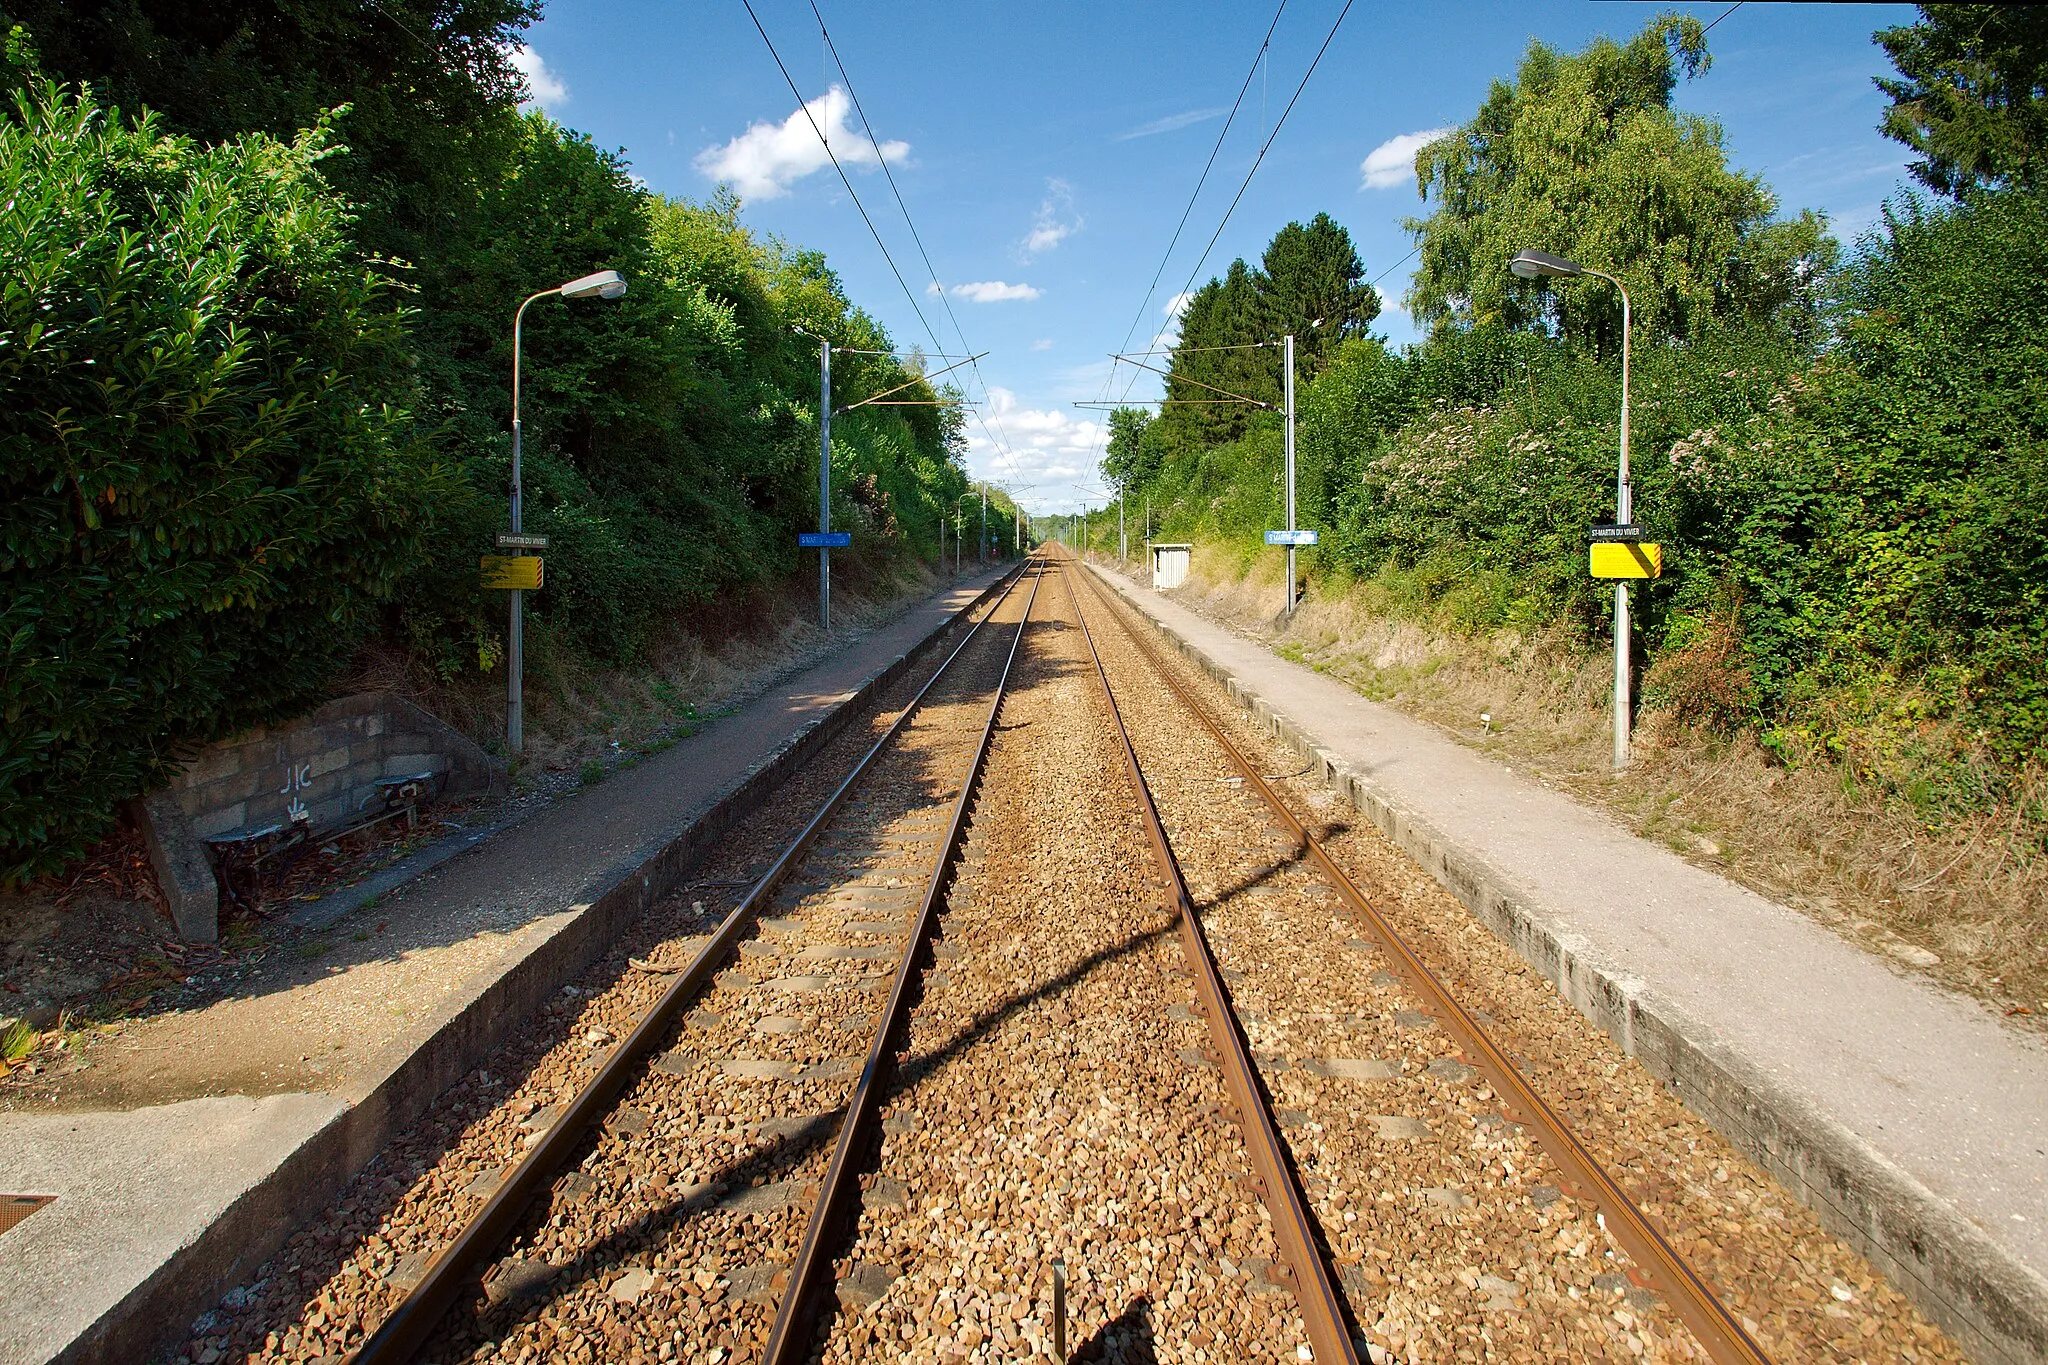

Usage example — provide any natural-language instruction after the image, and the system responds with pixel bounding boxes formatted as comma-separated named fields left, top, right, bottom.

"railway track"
left=1058, top=550, right=1773, bottom=1365
left=350, top=557, right=1042, bottom=1364
left=185, top=546, right=1961, bottom=1365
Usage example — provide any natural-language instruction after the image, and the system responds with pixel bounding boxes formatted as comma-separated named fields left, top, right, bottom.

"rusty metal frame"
left=1073, top=559, right=1774, bottom=1365
left=352, top=561, right=1032, bottom=1365
left=1058, top=553, right=1361, bottom=1365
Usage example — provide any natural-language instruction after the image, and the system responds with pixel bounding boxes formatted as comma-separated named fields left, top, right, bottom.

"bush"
left=0, top=81, right=441, bottom=879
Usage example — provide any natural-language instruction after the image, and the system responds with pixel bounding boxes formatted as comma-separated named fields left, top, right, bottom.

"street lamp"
left=1510, top=247, right=1633, bottom=769
left=507, top=268, right=627, bottom=754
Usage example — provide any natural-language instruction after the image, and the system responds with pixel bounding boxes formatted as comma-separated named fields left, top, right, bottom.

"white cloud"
left=1021, top=179, right=1082, bottom=259
left=1162, top=291, right=1195, bottom=319
left=1031, top=338, right=1054, bottom=351
left=1117, top=107, right=1228, bottom=140
left=695, top=86, right=908, bottom=200
left=928, top=280, right=1041, bottom=303
left=509, top=44, right=568, bottom=112
left=1360, top=126, right=1455, bottom=191
left=962, top=388, right=1109, bottom=508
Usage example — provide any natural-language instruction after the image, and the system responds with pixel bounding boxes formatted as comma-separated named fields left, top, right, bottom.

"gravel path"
left=1071, top=557, right=1964, bottom=1365
left=174, top=556, right=1965, bottom=1365
left=810, top=570, right=1310, bottom=1364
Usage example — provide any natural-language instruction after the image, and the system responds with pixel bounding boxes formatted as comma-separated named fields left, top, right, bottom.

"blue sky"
left=518, top=0, right=1918, bottom=513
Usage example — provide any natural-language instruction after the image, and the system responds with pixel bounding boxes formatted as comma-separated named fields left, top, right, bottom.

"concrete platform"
left=0, top=566, right=1016, bottom=1365
left=1090, top=560, right=2048, bottom=1365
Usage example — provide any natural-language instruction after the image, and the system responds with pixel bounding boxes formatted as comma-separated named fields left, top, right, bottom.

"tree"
left=1876, top=5, right=2048, bottom=195
left=1256, top=212, right=1379, bottom=378
left=0, top=80, right=441, bottom=878
left=0, top=0, right=539, bottom=266
left=1101, top=406, right=1158, bottom=493
left=1162, top=260, right=1277, bottom=447
left=1405, top=14, right=1831, bottom=352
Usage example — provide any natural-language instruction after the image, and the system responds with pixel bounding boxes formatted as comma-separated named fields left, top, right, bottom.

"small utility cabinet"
left=1148, top=543, right=1192, bottom=591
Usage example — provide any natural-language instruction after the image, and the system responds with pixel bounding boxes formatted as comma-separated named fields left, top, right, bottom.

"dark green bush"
left=0, top=81, right=441, bottom=879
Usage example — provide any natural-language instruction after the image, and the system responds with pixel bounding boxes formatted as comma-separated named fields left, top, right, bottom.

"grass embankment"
left=1125, top=544, right=2048, bottom=1026
left=351, top=549, right=962, bottom=788
left=0, top=552, right=979, bottom=1071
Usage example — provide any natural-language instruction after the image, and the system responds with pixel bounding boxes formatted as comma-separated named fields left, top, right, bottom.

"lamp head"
left=1509, top=248, right=1583, bottom=280
left=560, top=269, right=627, bottom=300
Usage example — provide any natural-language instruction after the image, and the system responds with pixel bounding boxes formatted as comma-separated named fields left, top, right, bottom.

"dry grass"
left=340, top=555, right=956, bottom=782
left=1119, top=547, right=2048, bottom=1028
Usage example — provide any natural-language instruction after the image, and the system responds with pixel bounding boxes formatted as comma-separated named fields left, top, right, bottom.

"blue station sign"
left=798, top=531, right=853, bottom=548
left=1264, top=529, right=1318, bottom=547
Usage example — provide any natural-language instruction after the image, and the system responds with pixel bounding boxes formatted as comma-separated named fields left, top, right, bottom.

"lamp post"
left=507, top=268, right=626, bottom=754
left=1510, top=247, right=1633, bottom=769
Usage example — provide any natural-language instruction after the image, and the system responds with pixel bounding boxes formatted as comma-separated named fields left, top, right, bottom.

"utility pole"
left=980, top=486, right=987, bottom=563
left=818, top=337, right=832, bottom=631
left=1284, top=331, right=1297, bottom=616
left=1118, top=488, right=1126, bottom=562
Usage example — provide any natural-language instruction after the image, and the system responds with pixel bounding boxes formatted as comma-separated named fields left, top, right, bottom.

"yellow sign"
left=481, top=555, right=542, bottom=590
left=1590, top=542, right=1662, bottom=579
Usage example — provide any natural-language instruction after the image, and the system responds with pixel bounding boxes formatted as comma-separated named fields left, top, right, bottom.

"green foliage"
left=1255, top=212, right=1381, bottom=379
left=1707, top=188, right=2048, bottom=762
left=0, top=34, right=978, bottom=879
left=391, top=114, right=972, bottom=671
left=1406, top=13, right=1832, bottom=351
left=1121, top=12, right=2048, bottom=794
left=1158, top=213, right=1378, bottom=450
left=1877, top=5, right=2048, bottom=195
left=1102, top=406, right=1158, bottom=494
left=0, top=0, right=541, bottom=267
left=0, top=80, right=439, bottom=879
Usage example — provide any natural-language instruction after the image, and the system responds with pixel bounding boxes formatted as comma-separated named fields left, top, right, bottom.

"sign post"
left=480, top=556, right=544, bottom=590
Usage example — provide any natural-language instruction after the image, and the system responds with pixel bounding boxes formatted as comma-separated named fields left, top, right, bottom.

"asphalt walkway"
left=1092, top=561, right=2048, bottom=1365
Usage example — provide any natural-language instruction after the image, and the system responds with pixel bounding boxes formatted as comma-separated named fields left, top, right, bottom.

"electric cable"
left=808, top=1, right=1031, bottom=499
left=1162, top=0, right=1357, bottom=352
left=739, top=0, right=944, bottom=364
left=1093, top=0, right=1290, bottom=409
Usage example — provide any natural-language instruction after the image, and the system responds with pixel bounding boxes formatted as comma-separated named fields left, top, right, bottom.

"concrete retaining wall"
left=1091, top=563, right=2047, bottom=1365
left=165, top=691, right=504, bottom=843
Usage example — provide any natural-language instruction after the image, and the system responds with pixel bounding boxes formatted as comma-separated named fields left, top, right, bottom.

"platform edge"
left=1089, top=561, right=2048, bottom=1365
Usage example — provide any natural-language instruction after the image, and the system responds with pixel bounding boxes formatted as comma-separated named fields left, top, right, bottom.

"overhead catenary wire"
left=738, top=0, right=946, bottom=381
left=1160, top=0, right=1357, bottom=346
left=809, top=1, right=1030, bottom=498
left=1086, top=0, right=1352, bottom=488
left=1091, top=0, right=1291, bottom=416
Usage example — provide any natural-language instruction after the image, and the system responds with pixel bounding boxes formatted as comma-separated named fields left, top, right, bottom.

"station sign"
left=1588, top=523, right=1644, bottom=543
left=1590, top=542, right=1662, bottom=579
left=496, top=532, right=549, bottom=550
left=798, top=531, right=853, bottom=548
left=1264, top=529, right=1318, bottom=546
left=480, top=555, right=543, bottom=590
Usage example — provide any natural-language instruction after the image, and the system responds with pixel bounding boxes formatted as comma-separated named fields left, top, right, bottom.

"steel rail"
left=761, top=556, right=1047, bottom=1363
left=1056, top=552, right=1360, bottom=1365
left=351, top=561, right=1032, bottom=1365
left=1072, top=560, right=1775, bottom=1365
